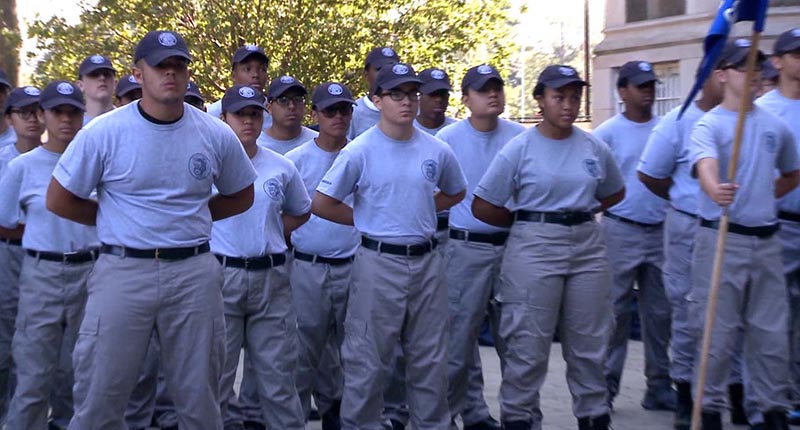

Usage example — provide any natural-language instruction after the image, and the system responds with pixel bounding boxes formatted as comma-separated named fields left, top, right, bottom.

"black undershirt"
left=137, top=101, right=183, bottom=125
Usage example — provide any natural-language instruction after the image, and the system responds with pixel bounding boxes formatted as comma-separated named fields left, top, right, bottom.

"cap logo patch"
left=735, top=38, right=751, bottom=48
left=392, top=64, right=409, bottom=75
left=56, top=83, right=75, bottom=95
left=23, top=87, right=40, bottom=96
left=327, top=84, right=344, bottom=95
left=559, top=66, right=576, bottom=76
left=477, top=65, right=493, bottom=75
left=279, top=76, right=295, bottom=84
left=90, top=55, right=106, bottom=64
left=245, top=44, right=259, bottom=51
left=128, top=75, right=137, bottom=83
left=239, top=87, right=256, bottom=98
left=158, top=32, right=178, bottom=47
left=638, top=62, right=652, bottom=72
left=382, top=47, right=396, bottom=57
left=431, top=70, right=446, bottom=80
left=792, top=28, right=800, bottom=37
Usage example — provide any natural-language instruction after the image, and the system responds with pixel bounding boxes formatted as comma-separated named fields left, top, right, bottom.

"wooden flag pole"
left=690, top=31, right=762, bottom=430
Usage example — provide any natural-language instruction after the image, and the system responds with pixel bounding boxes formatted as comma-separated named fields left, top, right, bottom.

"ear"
left=310, top=109, right=319, bottom=122
left=371, top=94, right=382, bottom=111
left=36, top=109, right=46, bottom=123
left=771, top=55, right=782, bottom=72
left=713, top=68, right=727, bottom=84
left=266, top=102, right=273, bottom=115
left=131, top=66, right=143, bottom=84
left=75, top=80, right=85, bottom=91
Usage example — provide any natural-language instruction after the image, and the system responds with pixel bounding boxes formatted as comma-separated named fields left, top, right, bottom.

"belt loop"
left=35, top=251, right=41, bottom=263
left=222, top=255, right=227, bottom=267
left=194, top=246, right=199, bottom=256
left=406, top=244, right=412, bottom=257
left=121, top=246, right=126, bottom=259
left=268, top=254, right=274, bottom=268
left=464, top=230, right=470, bottom=242
left=312, top=254, right=318, bottom=264
left=376, top=240, right=383, bottom=255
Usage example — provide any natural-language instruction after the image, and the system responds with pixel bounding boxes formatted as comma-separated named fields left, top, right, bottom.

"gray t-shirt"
left=318, top=126, right=467, bottom=244
left=415, top=116, right=457, bottom=136
left=436, top=118, right=525, bottom=233
left=347, top=96, right=381, bottom=140
left=594, top=113, right=667, bottom=223
left=258, top=126, right=318, bottom=155
left=0, top=127, right=16, bottom=149
left=53, top=101, right=258, bottom=248
left=0, top=144, right=21, bottom=181
left=475, top=126, right=624, bottom=212
left=211, top=146, right=310, bottom=256
left=638, top=103, right=706, bottom=215
left=0, top=146, right=98, bottom=252
left=756, top=89, right=800, bottom=214
left=689, top=105, right=800, bottom=226
left=286, top=139, right=360, bottom=258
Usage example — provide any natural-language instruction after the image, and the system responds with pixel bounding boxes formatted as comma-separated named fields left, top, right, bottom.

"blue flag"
left=678, top=0, right=769, bottom=118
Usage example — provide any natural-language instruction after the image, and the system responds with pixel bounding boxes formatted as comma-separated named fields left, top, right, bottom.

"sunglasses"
left=319, top=104, right=354, bottom=118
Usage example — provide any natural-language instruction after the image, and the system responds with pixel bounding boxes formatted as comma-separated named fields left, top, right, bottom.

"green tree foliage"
left=1, top=0, right=21, bottom=86
left=27, top=0, right=517, bottom=105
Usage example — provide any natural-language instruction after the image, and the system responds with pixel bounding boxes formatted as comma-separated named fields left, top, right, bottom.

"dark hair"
left=616, top=76, right=629, bottom=88
left=532, top=83, right=546, bottom=97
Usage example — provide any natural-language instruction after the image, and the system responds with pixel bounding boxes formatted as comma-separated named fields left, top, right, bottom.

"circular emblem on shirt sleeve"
left=188, top=153, right=212, bottom=180
left=280, top=76, right=295, bottom=84
left=57, top=83, right=75, bottom=95
left=158, top=32, right=178, bottom=47
left=263, top=178, right=284, bottom=201
left=421, top=159, right=438, bottom=182
left=23, top=86, right=41, bottom=96
left=382, top=47, right=396, bottom=57
left=583, top=159, right=600, bottom=178
left=763, top=132, right=777, bottom=153
left=327, top=84, right=344, bottom=95
left=392, top=64, right=409, bottom=75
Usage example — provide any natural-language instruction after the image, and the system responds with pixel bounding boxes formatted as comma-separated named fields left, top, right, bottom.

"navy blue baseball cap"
left=267, top=75, right=306, bottom=98
left=0, top=69, right=10, bottom=88
left=365, top=46, right=400, bottom=70
left=774, top=28, right=800, bottom=56
left=232, top=44, right=269, bottom=66
left=374, top=63, right=422, bottom=93
left=222, top=85, right=266, bottom=113
left=134, top=30, right=192, bottom=66
left=718, top=38, right=765, bottom=69
left=185, top=81, right=204, bottom=102
left=4, top=86, right=41, bottom=114
left=536, top=65, right=587, bottom=89
left=115, top=75, right=141, bottom=98
left=78, top=54, right=116, bottom=77
left=461, top=64, right=503, bottom=92
left=618, top=61, right=659, bottom=85
left=762, top=59, right=779, bottom=80
left=40, top=81, right=85, bottom=111
left=312, top=82, right=355, bottom=110
left=419, top=68, right=452, bottom=94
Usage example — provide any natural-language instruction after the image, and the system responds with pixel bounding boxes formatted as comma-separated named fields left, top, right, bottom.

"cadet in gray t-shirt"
left=206, top=44, right=273, bottom=129
left=473, top=65, right=624, bottom=430
left=0, top=85, right=43, bottom=425
left=687, top=39, right=800, bottom=430
left=0, top=81, right=98, bottom=430
left=46, top=31, right=257, bottom=430
left=314, top=63, right=467, bottom=430
left=76, top=54, right=116, bottom=126
left=260, top=76, right=318, bottom=154
left=348, top=46, right=400, bottom=140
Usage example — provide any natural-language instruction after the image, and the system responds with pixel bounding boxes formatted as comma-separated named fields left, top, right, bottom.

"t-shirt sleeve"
left=316, top=148, right=361, bottom=201
left=52, top=129, right=104, bottom=199
left=473, top=145, right=519, bottom=207
left=637, top=119, right=678, bottom=179
left=215, top=130, right=258, bottom=195
left=0, top=162, right=22, bottom=228
left=592, top=121, right=612, bottom=146
left=688, top=119, right=718, bottom=176
left=437, top=145, right=467, bottom=196
left=282, top=164, right=312, bottom=216
left=596, top=141, right=625, bottom=199
left=777, top=122, right=800, bottom=174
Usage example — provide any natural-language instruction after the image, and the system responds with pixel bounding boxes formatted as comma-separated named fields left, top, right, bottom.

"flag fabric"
left=678, top=0, right=769, bottom=118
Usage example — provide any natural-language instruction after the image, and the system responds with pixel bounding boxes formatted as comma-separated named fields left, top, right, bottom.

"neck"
left=778, top=77, right=800, bottom=100
left=378, top=119, right=414, bottom=141
left=695, top=96, right=717, bottom=112
left=42, top=138, right=68, bottom=154
left=267, top=124, right=302, bottom=141
left=622, top=107, right=652, bottom=123
left=720, top=93, right=753, bottom=113
left=15, top=136, right=41, bottom=153
left=468, top=115, right=499, bottom=132
left=85, top=98, right=114, bottom=119
left=139, top=97, right=184, bottom=122
left=315, top=133, right=347, bottom=152
left=243, top=141, right=258, bottom=159
left=537, top=120, right=572, bottom=140
left=416, top=113, right=445, bottom=130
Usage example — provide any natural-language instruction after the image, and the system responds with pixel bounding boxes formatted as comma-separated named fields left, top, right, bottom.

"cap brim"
left=420, top=81, right=452, bottom=94
left=0, top=79, right=10, bottom=88
left=223, top=99, right=266, bottom=113
left=117, top=86, right=141, bottom=97
left=628, top=73, right=659, bottom=86
left=4, top=98, right=39, bottom=113
left=723, top=50, right=766, bottom=68
left=41, top=98, right=86, bottom=111
left=467, top=75, right=503, bottom=91
left=80, top=64, right=116, bottom=77
left=543, top=77, right=588, bottom=89
left=269, top=83, right=307, bottom=98
left=234, top=51, right=268, bottom=64
left=371, top=58, right=398, bottom=70
left=144, top=50, right=192, bottom=67
left=776, top=40, right=800, bottom=55
left=186, top=93, right=205, bottom=102
left=380, top=77, right=423, bottom=91
left=315, top=97, right=356, bottom=111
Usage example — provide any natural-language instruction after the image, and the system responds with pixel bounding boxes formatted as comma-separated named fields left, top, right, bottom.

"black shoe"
left=674, top=382, right=693, bottom=430
left=322, top=400, right=342, bottom=430
left=701, top=411, right=722, bottom=430
left=729, top=383, right=748, bottom=425
left=243, top=421, right=267, bottom=430
left=390, top=418, right=406, bottom=430
left=464, top=416, right=501, bottom=430
left=592, top=414, right=611, bottom=430
left=501, top=420, right=530, bottom=430
left=309, top=407, right=321, bottom=421
left=763, top=409, right=789, bottom=430
left=642, top=386, right=678, bottom=411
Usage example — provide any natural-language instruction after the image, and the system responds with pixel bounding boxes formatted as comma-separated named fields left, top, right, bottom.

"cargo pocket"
left=72, top=315, right=99, bottom=406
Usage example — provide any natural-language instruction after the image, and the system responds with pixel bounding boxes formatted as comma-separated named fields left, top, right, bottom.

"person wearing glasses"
left=0, top=81, right=98, bottom=430
left=472, top=65, right=625, bottom=430
left=313, top=63, right=467, bottom=430
left=0, top=85, right=44, bottom=425
left=285, top=82, right=359, bottom=430
left=260, top=76, right=318, bottom=155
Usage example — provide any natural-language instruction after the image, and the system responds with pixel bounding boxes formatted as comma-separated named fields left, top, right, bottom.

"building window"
left=614, top=61, right=681, bottom=117
left=627, top=0, right=686, bottom=23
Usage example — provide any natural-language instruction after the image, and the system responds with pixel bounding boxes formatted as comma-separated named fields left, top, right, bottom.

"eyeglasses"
left=319, top=104, right=353, bottom=118
left=9, top=109, right=38, bottom=120
left=271, top=95, right=306, bottom=106
left=380, top=89, right=420, bottom=102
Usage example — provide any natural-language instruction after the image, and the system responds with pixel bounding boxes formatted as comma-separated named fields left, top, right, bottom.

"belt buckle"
left=556, top=212, right=571, bottom=223
left=63, top=251, right=78, bottom=263
left=243, top=258, right=250, bottom=269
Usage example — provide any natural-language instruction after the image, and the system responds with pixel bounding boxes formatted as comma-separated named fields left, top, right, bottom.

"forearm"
left=46, top=179, right=98, bottom=226
left=471, top=197, right=513, bottom=228
left=282, top=212, right=310, bottom=239
left=434, top=190, right=466, bottom=212
left=775, top=171, right=800, bottom=199
left=637, top=172, right=671, bottom=200
left=0, top=224, right=24, bottom=240
left=696, top=158, right=721, bottom=198
left=598, top=188, right=625, bottom=213
left=312, top=192, right=354, bottom=226
left=209, top=185, right=255, bottom=221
